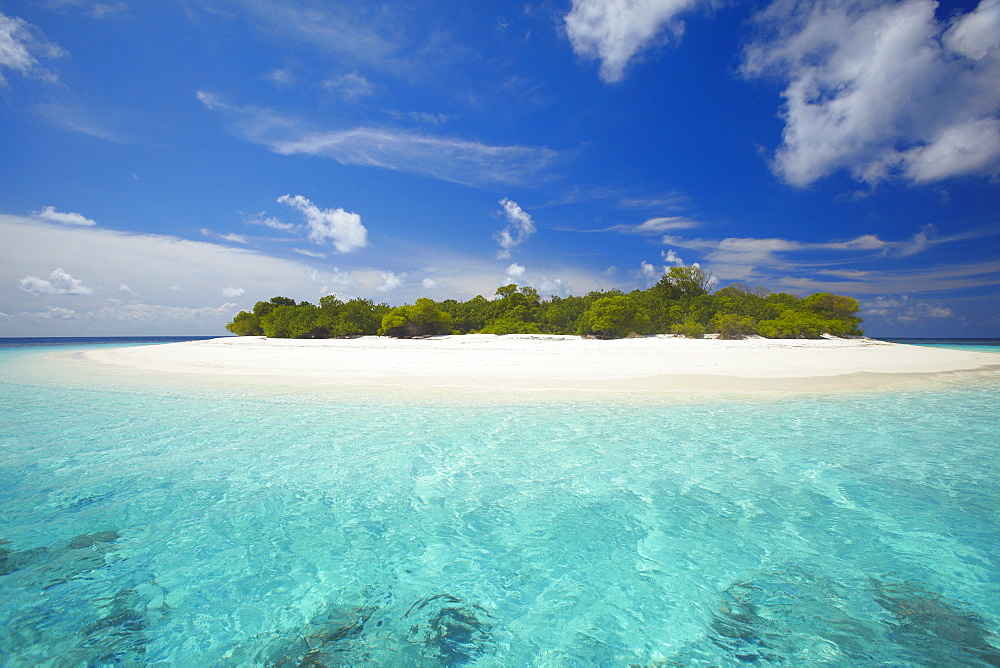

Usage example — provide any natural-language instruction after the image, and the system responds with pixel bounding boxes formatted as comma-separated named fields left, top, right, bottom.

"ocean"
left=1, top=337, right=998, bottom=665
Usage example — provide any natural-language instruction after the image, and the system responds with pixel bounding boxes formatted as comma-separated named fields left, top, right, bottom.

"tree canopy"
left=226, top=266, right=864, bottom=340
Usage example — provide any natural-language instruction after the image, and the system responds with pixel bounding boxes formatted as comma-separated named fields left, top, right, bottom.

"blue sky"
left=1, top=0, right=998, bottom=337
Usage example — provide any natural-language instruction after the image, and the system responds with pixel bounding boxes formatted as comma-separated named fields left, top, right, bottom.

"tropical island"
left=225, top=266, right=865, bottom=340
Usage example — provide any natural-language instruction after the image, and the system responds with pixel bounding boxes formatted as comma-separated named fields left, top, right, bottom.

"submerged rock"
left=404, top=593, right=494, bottom=665
left=870, top=579, right=1000, bottom=667
left=68, top=530, right=121, bottom=549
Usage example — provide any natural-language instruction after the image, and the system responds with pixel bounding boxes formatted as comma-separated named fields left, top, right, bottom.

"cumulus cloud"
left=0, top=10, right=64, bottom=85
left=32, top=206, right=96, bottom=226
left=538, top=276, right=573, bottom=297
left=743, top=0, right=1000, bottom=186
left=494, top=198, right=536, bottom=259
left=375, top=270, right=402, bottom=292
left=505, top=262, right=527, bottom=280
left=564, top=0, right=703, bottom=82
left=222, top=285, right=245, bottom=298
left=19, top=268, right=94, bottom=295
left=197, top=92, right=556, bottom=188
left=277, top=194, right=368, bottom=253
left=662, top=249, right=685, bottom=265
left=422, top=277, right=440, bottom=289
left=640, top=260, right=657, bottom=278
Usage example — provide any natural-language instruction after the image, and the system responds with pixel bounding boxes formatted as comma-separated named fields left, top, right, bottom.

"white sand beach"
left=77, top=335, right=1000, bottom=393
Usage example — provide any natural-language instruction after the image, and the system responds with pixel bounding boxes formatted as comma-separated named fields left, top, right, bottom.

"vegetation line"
left=226, top=267, right=864, bottom=340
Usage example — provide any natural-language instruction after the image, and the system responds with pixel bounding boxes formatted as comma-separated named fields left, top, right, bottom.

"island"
left=224, top=268, right=867, bottom=341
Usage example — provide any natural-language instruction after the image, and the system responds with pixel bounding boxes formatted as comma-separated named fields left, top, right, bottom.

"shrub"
left=379, top=298, right=453, bottom=338
left=577, top=296, right=652, bottom=339
left=757, top=310, right=828, bottom=338
left=710, top=314, right=757, bottom=340
left=671, top=319, right=707, bottom=338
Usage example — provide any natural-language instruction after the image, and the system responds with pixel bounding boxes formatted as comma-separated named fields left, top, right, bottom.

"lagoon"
left=1, top=339, right=998, bottom=665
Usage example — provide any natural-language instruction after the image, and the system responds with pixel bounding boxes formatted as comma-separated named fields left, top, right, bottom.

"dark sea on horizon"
left=0, top=335, right=225, bottom=348
left=0, top=337, right=998, bottom=665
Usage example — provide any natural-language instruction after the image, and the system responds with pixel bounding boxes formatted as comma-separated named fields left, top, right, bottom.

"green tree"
left=710, top=313, right=758, bottom=340
left=225, top=310, right=263, bottom=336
left=481, top=317, right=542, bottom=335
left=379, top=298, right=453, bottom=338
left=671, top=319, right=707, bottom=338
left=801, top=292, right=863, bottom=336
left=651, top=266, right=715, bottom=302
left=577, top=295, right=652, bottom=339
left=757, top=310, right=829, bottom=338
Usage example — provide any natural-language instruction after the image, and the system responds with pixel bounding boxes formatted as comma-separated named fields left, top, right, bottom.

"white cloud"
left=603, top=216, right=699, bottom=234
left=197, top=92, right=556, bottom=188
left=863, top=295, right=954, bottom=323
left=32, top=206, right=96, bottom=226
left=375, top=270, right=402, bottom=292
left=538, top=276, right=573, bottom=297
left=263, top=68, right=295, bottom=87
left=244, top=211, right=298, bottom=232
left=662, top=249, right=685, bottom=265
left=90, top=3, right=127, bottom=19
left=277, top=194, right=368, bottom=253
left=494, top=198, right=536, bottom=259
left=0, top=214, right=366, bottom=334
left=506, top=262, right=527, bottom=280
left=322, top=73, right=375, bottom=99
left=0, top=10, right=64, bottom=85
left=222, top=285, right=245, bottom=298
left=208, top=0, right=401, bottom=70
left=640, top=260, right=657, bottom=278
left=422, top=277, right=440, bottom=289
left=743, top=0, right=1000, bottom=186
left=294, top=248, right=327, bottom=258
left=19, top=268, right=94, bottom=295
left=220, top=233, right=248, bottom=244
left=659, top=225, right=976, bottom=284
left=564, top=0, right=702, bottom=82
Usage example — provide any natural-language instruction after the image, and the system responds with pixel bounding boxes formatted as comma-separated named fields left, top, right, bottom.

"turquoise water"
left=1, top=344, right=999, bottom=666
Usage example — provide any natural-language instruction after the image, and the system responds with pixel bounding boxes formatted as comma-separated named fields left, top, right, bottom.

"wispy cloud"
left=657, top=225, right=995, bottom=291
left=32, top=206, right=97, bottom=226
left=207, top=0, right=404, bottom=71
left=602, top=216, right=699, bottom=235
left=244, top=211, right=297, bottom=232
left=197, top=92, right=557, bottom=188
left=34, top=102, right=139, bottom=144
left=743, top=0, right=1000, bottom=186
left=322, top=73, right=375, bottom=100
left=0, top=10, right=65, bottom=85
left=494, top=198, right=536, bottom=259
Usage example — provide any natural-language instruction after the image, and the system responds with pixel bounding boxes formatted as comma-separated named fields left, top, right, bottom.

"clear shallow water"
left=1, top=343, right=998, bottom=666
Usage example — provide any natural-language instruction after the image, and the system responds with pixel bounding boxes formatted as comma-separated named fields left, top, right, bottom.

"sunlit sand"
left=77, top=335, right=1000, bottom=393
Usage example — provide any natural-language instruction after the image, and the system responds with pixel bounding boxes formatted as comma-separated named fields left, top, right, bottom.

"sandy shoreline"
left=75, top=335, right=1000, bottom=394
